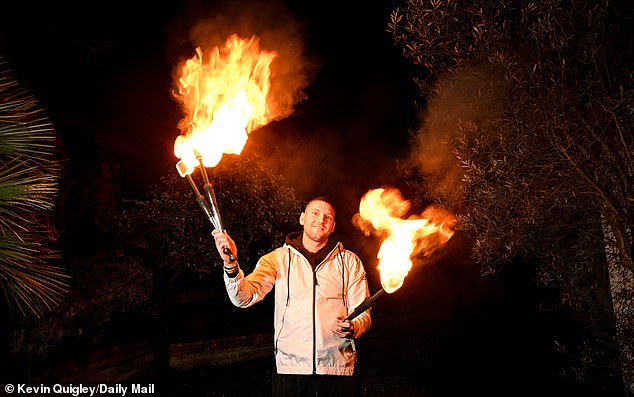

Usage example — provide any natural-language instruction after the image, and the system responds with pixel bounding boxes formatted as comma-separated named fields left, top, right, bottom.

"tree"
left=111, top=154, right=304, bottom=295
left=0, top=54, right=68, bottom=318
left=389, top=0, right=633, bottom=394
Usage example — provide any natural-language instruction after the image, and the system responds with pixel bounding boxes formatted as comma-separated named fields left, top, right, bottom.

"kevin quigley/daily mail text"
left=11, top=383, right=155, bottom=396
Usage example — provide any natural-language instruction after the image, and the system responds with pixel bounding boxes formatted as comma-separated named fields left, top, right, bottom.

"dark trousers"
left=271, top=372, right=360, bottom=397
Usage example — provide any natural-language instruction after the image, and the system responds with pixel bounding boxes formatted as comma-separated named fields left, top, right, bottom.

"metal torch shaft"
left=196, top=158, right=236, bottom=263
left=205, top=183, right=236, bottom=262
left=345, top=288, right=387, bottom=321
left=203, top=184, right=224, bottom=230
left=197, top=158, right=224, bottom=229
left=185, top=175, right=220, bottom=230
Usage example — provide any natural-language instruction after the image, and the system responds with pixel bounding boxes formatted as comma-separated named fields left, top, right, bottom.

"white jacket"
left=224, top=237, right=371, bottom=376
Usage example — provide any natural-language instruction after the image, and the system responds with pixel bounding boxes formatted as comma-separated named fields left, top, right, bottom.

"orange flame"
left=358, top=187, right=456, bottom=293
left=173, top=34, right=277, bottom=174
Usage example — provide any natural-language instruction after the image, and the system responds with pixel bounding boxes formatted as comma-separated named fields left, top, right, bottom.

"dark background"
left=0, top=0, right=418, bottom=200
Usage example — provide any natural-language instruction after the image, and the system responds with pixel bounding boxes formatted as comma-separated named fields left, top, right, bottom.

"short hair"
left=305, top=196, right=336, bottom=218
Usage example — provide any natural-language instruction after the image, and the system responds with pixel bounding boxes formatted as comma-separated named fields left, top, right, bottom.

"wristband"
left=224, top=263, right=239, bottom=278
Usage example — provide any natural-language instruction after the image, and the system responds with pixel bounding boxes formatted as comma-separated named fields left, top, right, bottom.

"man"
left=212, top=197, right=372, bottom=396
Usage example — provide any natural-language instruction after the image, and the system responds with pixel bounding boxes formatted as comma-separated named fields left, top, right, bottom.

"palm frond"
left=0, top=65, right=56, bottom=162
left=0, top=53, right=68, bottom=317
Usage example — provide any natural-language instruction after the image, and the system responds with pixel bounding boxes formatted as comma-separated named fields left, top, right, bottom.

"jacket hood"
left=285, top=230, right=341, bottom=268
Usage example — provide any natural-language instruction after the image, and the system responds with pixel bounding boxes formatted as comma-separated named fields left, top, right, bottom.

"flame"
left=358, top=187, right=456, bottom=293
left=173, top=34, right=277, bottom=173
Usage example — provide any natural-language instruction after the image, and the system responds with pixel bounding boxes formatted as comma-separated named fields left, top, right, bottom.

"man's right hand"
left=212, top=229, right=238, bottom=264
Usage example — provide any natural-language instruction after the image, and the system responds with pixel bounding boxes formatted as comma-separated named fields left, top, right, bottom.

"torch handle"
left=345, top=288, right=387, bottom=321
left=223, top=247, right=236, bottom=263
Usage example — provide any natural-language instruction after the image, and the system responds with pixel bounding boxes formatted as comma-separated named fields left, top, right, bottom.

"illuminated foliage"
left=0, top=55, right=68, bottom=317
left=390, top=0, right=633, bottom=393
left=111, top=155, right=304, bottom=284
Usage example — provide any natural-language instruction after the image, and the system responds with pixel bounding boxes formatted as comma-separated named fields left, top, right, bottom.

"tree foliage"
left=110, top=155, right=304, bottom=288
left=0, top=54, right=68, bottom=317
left=389, top=0, right=633, bottom=393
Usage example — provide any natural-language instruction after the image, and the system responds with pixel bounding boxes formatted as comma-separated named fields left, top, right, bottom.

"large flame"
left=358, top=187, right=456, bottom=293
left=173, top=34, right=277, bottom=174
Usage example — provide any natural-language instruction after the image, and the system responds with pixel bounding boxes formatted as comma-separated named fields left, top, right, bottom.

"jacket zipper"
left=312, top=266, right=317, bottom=375
left=290, top=245, right=337, bottom=376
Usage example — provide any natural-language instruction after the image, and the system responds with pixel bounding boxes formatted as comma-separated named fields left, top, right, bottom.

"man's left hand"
left=332, top=316, right=354, bottom=338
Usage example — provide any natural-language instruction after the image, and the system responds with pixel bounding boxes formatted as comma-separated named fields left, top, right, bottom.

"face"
left=300, top=200, right=336, bottom=244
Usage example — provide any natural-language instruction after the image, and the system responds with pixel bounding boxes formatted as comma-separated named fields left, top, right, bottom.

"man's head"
left=299, top=197, right=336, bottom=248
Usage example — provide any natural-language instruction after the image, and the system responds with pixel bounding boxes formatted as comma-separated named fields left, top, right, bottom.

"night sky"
left=0, top=0, right=419, bottom=218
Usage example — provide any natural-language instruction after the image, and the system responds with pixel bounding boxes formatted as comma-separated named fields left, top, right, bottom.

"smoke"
left=409, top=63, right=506, bottom=205
left=173, top=0, right=318, bottom=122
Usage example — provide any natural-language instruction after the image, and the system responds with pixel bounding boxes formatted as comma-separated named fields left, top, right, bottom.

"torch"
left=345, top=288, right=387, bottom=321
left=176, top=159, right=235, bottom=262
left=172, top=35, right=278, bottom=263
left=345, top=187, right=457, bottom=321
